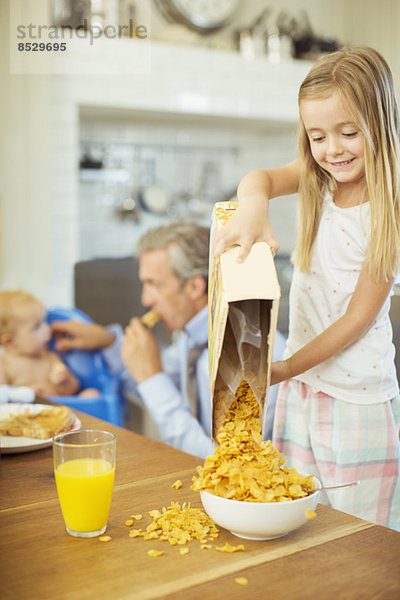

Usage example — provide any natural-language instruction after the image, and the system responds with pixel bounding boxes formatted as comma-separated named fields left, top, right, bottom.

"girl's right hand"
left=213, top=161, right=299, bottom=262
left=213, top=200, right=280, bottom=263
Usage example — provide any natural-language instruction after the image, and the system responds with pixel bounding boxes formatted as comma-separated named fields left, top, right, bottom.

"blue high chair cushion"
left=46, top=306, right=123, bottom=426
left=47, top=307, right=107, bottom=389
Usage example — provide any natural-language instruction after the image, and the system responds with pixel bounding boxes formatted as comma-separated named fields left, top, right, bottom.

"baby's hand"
left=29, top=384, right=47, bottom=397
left=49, top=362, right=70, bottom=385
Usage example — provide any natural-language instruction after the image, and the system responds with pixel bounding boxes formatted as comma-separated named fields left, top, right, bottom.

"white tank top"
left=284, top=197, right=398, bottom=404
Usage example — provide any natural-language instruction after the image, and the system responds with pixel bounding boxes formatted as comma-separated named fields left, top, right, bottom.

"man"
left=52, top=222, right=213, bottom=458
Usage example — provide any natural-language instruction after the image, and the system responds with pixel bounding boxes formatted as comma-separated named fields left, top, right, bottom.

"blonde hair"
left=294, top=47, right=400, bottom=281
left=0, top=290, right=42, bottom=337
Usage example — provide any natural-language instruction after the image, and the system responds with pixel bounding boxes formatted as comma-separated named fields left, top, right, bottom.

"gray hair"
left=136, top=221, right=210, bottom=288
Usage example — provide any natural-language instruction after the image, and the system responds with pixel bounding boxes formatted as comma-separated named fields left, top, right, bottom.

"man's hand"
left=121, top=318, right=162, bottom=383
left=50, top=320, right=115, bottom=353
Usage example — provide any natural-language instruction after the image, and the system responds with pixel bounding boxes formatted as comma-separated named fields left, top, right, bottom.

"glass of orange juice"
left=53, top=429, right=116, bottom=538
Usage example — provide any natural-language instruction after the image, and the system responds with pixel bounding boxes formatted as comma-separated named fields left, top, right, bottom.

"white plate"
left=0, top=403, right=81, bottom=454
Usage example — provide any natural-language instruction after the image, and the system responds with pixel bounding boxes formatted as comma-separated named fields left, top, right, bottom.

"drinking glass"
left=53, top=429, right=116, bottom=538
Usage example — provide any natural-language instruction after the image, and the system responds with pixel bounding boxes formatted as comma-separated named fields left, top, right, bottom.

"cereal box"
left=209, top=201, right=281, bottom=439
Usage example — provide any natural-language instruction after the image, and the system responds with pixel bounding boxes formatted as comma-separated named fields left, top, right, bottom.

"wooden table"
left=1, top=411, right=399, bottom=600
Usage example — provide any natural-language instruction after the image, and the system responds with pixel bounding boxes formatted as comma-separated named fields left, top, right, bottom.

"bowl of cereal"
left=193, top=381, right=320, bottom=540
left=200, top=477, right=320, bottom=540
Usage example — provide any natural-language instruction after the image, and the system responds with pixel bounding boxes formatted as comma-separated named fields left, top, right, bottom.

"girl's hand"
left=213, top=162, right=299, bottom=262
left=213, top=201, right=280, bottom=263
left=270, top=360, right=291, bottom=386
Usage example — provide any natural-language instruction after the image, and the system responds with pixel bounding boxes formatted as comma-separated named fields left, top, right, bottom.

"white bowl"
left=200, top=476, right=320, bottom=540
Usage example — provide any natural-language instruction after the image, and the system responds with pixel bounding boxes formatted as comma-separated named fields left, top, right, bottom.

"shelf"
left=79, top=169, right=133, bottom=184
left=52, top=39, right=314, bottom=125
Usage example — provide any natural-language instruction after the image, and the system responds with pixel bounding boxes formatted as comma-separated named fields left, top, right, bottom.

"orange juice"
left=55, top=458, right=115, bottom=533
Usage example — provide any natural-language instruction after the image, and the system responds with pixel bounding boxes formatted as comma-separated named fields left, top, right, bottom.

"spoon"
left=311, top=480, right=360, bottom=494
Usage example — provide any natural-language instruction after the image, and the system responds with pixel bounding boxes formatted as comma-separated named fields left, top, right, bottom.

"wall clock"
left=155, top=0, right=239, bottom=33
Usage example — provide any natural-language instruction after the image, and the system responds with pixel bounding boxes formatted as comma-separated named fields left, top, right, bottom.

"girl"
left=213, top=47, right=400, bottom=530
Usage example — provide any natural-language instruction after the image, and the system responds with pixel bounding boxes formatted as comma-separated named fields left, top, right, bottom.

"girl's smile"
left=300, top=94, right=366, bottom=192
left=330, top=157, right=355, bottom=167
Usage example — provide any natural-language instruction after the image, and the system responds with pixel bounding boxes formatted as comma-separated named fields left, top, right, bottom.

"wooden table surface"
left=1, top=410, right=399, bottom=600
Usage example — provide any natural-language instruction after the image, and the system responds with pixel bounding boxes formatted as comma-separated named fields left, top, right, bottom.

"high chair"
left=46, top=306, right=124, bottom=426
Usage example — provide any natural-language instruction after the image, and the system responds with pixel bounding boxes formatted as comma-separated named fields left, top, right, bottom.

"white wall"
left=341, top=0, right=400, bottom=93
left=78, top=113, right=298, bottom=260
left=0, top=5, right=52, bottom=297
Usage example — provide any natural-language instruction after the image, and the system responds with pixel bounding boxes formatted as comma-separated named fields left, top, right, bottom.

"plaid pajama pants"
left=272, top=379, right=400, bottom=530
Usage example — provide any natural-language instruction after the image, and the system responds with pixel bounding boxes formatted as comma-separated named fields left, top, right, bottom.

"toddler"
left=0, top=290, right=99, bottom=398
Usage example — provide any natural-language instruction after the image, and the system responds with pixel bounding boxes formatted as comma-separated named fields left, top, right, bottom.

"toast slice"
left=0, top=406, right=75, bottom=440
left=141, top=310, right=160, bottom=328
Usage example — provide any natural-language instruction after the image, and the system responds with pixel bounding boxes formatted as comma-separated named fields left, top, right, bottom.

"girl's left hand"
left=270, top=360, right=291, bottom=386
